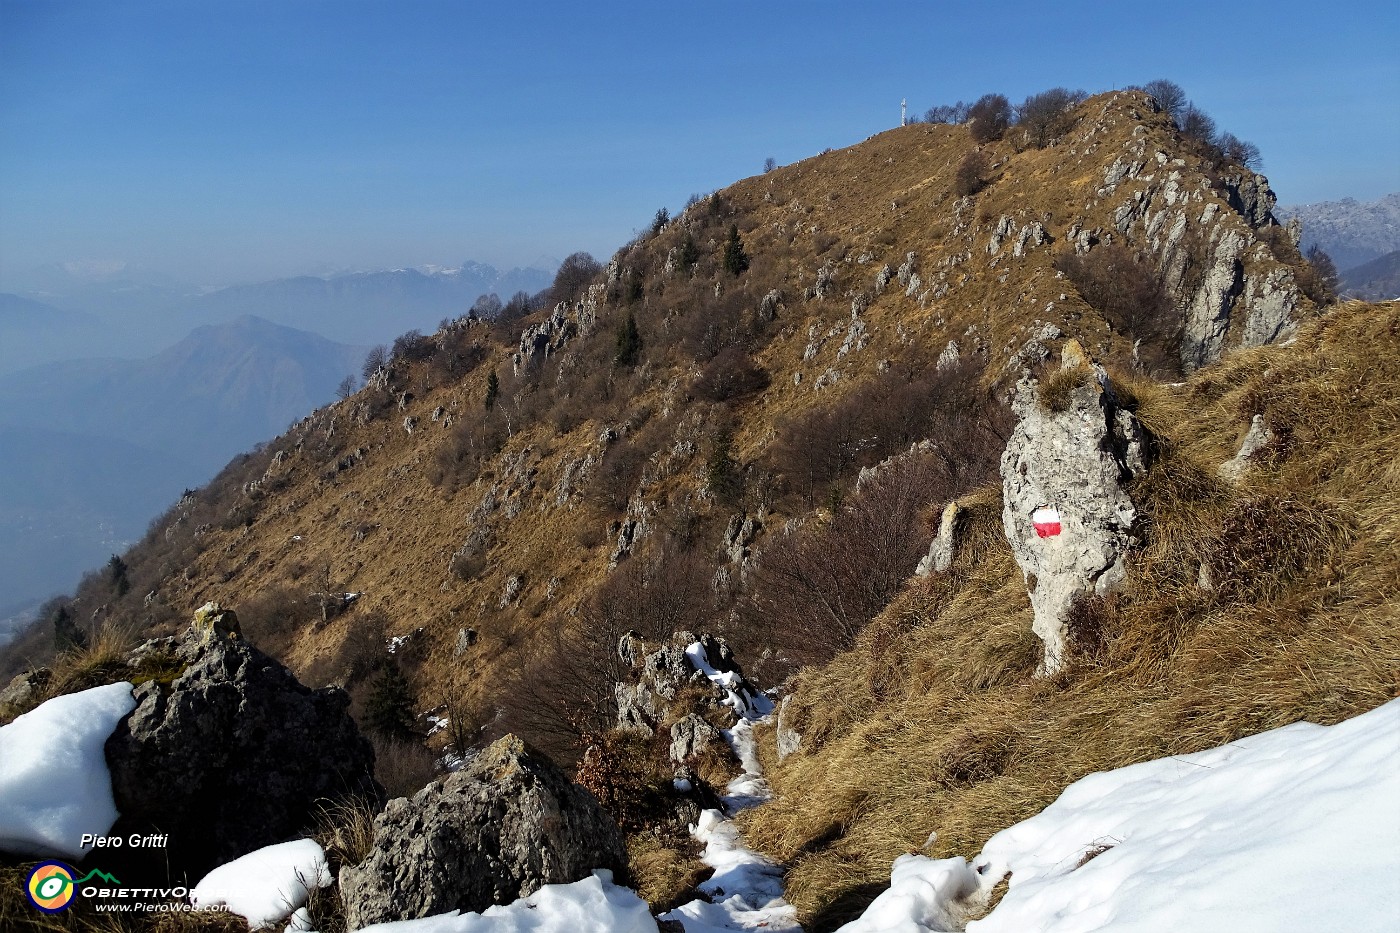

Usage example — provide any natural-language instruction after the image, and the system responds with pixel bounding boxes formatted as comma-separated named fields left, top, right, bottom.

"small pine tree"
left=677, top=233, right=699, bottom=272
left=722, top=225, right=750, bottom=277
left=650, top=207, right=669, bottom=237
left=106, top=554, right=130, bottom=598
left=364, top=663, right=417, bottom=740
left=51, top=603, right=86, bottom=653
left=485, top=370, right=499, bottom=410
left=706, top=429, right=741, bottom=503
left=615, top=313, right=642, bottom=367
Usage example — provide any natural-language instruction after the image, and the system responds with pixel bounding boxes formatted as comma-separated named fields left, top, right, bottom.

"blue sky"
left=2, top=0, right=1397, bottom=286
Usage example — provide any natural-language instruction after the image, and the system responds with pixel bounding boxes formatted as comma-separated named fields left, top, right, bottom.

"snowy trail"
left=658, top=646, right=803, bottom=933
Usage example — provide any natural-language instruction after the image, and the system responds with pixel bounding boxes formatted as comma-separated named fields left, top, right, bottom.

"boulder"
left=190, top=601, right=241, bottom=641
left=1000, top=342, right=1147, bottom=673
left=339, top=735, right=626, bottom=929
left=916, top=501, right=963, bottom=576
left=1219, top=414, right=1274, bottom=484
left=104, top=615, right=381, bottom=882
left=776, top=695, right=802, bottom=761
left=0, top=668, right=50, bottom=710
left=669, top=713, right=725, bottom=765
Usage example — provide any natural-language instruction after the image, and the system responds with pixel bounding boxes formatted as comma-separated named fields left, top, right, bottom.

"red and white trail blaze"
left=1031, top=506, right=1062, bottom=538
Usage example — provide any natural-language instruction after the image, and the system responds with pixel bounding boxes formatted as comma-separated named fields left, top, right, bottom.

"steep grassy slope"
left=742, top=299, right=1400, bottom=927
left=2, top=90, right=1321, bottom=732
left=3, top=90, right=1360, bottom=887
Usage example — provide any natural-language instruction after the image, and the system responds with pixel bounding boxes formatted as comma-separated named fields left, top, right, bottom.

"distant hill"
left=1276, top=193, right=1400, bottom=271
left=0, top=425, right=199, bottom=628
left=0, top=293, right=101, bottom=375
left=0, top=261, right=555, bottom=373
left=0, top=315, right=366, bottom=610
left=1340, top=249, right=1400, bottom=301
left=185, top=264, right=553, bottom=346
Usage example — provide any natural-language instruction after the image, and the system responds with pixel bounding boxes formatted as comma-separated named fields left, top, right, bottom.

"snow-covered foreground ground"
left=12, top=661, right=1392, bottom=932
left=0, top=680, right=135, bottom=858
left=355, top=870, right=656, bottom=933
left=840, top=698, right=1400, bottom=932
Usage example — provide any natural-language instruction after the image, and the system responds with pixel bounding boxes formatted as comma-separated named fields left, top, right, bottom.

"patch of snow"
left=355, top=870, right=657, bottom=932
left=0, top=681, right=136, bottom=858
left=840, top=699, right=1400, bottom=932
left=719, top=718, right=770, bottom=811
left=836, top=853, right=981, bottom=933
left=190, top=839, right=331, bottom=931
left=684, top=641, right=774, bottom=720
left=386, top=634, right=411, bottom=653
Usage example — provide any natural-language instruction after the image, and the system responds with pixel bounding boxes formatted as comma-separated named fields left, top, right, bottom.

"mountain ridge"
left=3, top=89, right=1393, bottom=929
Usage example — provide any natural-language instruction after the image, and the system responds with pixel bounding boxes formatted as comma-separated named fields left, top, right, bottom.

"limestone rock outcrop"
left=776, top=694, right=803, bottom=761
left=916, top=501, right=963, bottom=577
left=339, top=735, right=626, bottom=929
left=1000, top=342, right=1147, bottom=673
left=104, top=609, right=381, bottom=881
left=614, top=631, right=764, bottom=735
left=510, top=289, right=601, bottom=375
left=1219, top=414, right=1274, bottom=484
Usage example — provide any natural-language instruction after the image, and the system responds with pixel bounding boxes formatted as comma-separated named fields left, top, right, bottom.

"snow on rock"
left=0, top=681, right=136, bottom=858
left=685, top=641, right=773, bottom=720
left=189, top=838, right=331, bottom=930
left=355, top=870, right=657, bottom=933
left=841, top=699, right=1400, bottom=932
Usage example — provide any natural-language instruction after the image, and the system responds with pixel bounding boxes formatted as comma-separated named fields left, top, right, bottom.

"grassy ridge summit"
left=3, top=88, right=1390, bottom=927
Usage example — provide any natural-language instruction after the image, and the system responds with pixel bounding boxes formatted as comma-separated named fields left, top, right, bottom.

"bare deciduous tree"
left=968, top=93, right=1011, bottom=143
left=1143, top=79, right=1187, bottom=124
left=551, top=252, right=602, bottom=306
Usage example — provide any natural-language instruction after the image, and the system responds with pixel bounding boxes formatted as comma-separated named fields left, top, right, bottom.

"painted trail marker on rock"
left=1031, top=506, right=1062, bottom=538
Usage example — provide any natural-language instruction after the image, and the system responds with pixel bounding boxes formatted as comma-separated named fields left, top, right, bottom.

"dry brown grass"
left=625, top=834, right=708, bottom=913
left=0, top=92, right=1356, bottom=930
left=742, top=301, right=1400, bottom=927
left=1, top=623, right=141, bottom=726
left=306, top=796, right=380, bottom=933
left=3, top=89, right=1318, bottom=779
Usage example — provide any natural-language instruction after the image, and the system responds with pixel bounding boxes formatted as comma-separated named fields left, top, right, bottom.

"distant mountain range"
left=0, top=260, right=555, bottom=375
left=1275, top=193, right=1400, bottom=272
left=1340, top=250, right=1400, bottom=301
left=0, top=315, right=367, bottom=616
left=185, top=263, right=553, bottom=346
